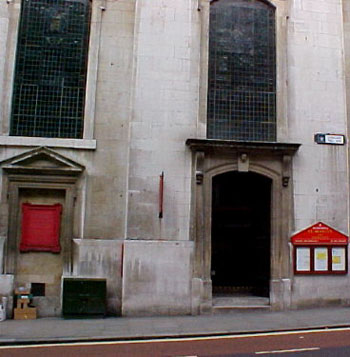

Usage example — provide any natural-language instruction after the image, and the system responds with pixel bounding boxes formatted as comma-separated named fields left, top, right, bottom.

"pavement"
left=1, top=306, right=350, bottom=344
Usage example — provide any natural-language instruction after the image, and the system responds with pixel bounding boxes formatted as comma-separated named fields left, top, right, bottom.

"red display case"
left=20, top=203, right=62, bottom=253
left=291, top=222, right=348, bottom=275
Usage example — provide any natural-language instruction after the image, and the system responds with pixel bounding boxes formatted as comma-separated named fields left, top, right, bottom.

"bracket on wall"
left=99, top=0, right=107, bottom=11
left=196, top=171, right=204, bottom=184
left=282, top=155, right=292, bottom=188
left=282, top=176, right=290, bottom=187
left=195, top=151, right=205, bottom=185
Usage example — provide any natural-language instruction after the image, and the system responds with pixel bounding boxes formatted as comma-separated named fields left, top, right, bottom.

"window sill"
left=0, top=136, right=96, bottom=150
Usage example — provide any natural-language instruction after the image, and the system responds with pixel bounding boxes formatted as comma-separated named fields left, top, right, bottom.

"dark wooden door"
left=211, top=172, right=271, bottom=296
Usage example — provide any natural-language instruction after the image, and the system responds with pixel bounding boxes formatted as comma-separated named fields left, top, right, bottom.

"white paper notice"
left=314, top=247, right=328, bottom=271
left=332, top=247, right=346, bottom=271
left=296, top=247, right=310, bottom=271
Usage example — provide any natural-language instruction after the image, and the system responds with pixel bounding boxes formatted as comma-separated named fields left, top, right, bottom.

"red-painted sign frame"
left=293, top=245, right=348, bottom=275
left=291, top=222, right=348, bottom=246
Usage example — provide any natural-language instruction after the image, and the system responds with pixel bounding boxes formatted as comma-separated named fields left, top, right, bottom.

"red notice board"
left=20, top=203, right=62, bottom=253
left=291, top=222, right=348, bottom=275
left=291, top=222, right=348, bottom=246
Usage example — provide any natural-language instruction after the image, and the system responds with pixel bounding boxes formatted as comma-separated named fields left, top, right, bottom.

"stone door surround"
left=186, top=139, right=300, bottom=312
left=0, top=147, right=84, bottom=275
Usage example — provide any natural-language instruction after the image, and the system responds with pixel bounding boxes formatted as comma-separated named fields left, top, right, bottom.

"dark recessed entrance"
left=211, top=171, right=271, bottom=297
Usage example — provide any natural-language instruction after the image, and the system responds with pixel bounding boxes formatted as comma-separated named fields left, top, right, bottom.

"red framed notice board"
left=20, top=203, right=62, bottom=253
left=291, top=222, right=348, bottom=275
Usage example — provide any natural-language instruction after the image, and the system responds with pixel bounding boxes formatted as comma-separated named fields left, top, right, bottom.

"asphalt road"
left=2, top=327, right=350, bottom=356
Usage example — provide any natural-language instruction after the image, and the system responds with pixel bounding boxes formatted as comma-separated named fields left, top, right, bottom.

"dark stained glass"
left=207, top=0, right=276, bottom=141
left=10, top=0, right=91, bottom=138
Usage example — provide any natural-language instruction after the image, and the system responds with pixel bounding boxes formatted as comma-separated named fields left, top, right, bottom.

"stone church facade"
left=0, top=0, right=349, bottom=317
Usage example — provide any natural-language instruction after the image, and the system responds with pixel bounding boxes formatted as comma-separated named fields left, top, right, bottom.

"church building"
left=0, top=0, right=349, bottom=317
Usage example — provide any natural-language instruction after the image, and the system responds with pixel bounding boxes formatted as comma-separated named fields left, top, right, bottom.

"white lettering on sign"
left=325, top=135, right=345, bottom=144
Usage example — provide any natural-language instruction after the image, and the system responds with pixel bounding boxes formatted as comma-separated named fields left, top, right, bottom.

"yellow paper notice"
left=333, top=256, right=341, bottom=264
left=317, top=252, right=327, bottom=260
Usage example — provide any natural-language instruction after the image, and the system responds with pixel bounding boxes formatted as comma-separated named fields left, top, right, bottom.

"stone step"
left=212, top=305, right=271, bottom=314
left=212, top=296, right=270, bottom=313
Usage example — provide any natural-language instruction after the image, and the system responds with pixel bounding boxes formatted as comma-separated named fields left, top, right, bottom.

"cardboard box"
left=14, top=307, right=37, bottom=320
left=16, top=298, right=30, bottom=309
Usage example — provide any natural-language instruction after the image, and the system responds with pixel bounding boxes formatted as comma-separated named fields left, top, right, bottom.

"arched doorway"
left=211, top=171, right=271, bottom=297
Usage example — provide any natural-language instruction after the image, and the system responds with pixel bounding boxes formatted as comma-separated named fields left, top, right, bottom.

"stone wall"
left=288, top=0, right=350, bottom=306
left=122, top=240, right=193, bottom=316
left=126, top=0, right=199, bottom=241
left=288, top=0, right=348, bottom=232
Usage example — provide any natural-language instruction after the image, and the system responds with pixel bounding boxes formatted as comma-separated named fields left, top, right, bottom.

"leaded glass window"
left=10, top=0, right=91, bottom=138
left=207, top=0, right=276, bottom=141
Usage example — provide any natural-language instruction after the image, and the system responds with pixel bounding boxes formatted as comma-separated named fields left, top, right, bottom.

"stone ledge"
left=186, top=138, right=301, bottom=155
left=0, top=136, right=97, bottom=150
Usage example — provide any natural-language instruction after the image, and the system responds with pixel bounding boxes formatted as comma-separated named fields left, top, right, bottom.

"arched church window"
left=10, top=0, right=91, bottom=138
left=207, top=0, right=276, bottom=141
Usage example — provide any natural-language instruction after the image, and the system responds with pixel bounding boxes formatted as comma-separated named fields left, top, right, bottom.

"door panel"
left=211, top=172, right=271, bottom=296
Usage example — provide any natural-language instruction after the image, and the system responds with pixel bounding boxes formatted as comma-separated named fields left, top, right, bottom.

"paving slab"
left=0, top=307, right=350, bottom=344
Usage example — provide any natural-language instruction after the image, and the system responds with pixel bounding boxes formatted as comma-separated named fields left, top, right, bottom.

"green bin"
left=62, top=278, right=107, bottom=318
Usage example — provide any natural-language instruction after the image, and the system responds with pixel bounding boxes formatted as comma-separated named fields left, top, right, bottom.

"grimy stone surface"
left=0, top=237, right=4, bottom=272
left=122, top=240, right=194, bottom=316
left=0, top=274, right=13, bottom=317
left=72, top=239, right=123, bottom=315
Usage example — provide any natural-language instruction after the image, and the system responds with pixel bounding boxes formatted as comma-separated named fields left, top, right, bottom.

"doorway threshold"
left=212, top=294, right=270, bottom=313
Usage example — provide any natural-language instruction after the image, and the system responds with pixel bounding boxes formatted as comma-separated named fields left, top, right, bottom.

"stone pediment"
left=0, top=147, right=85, bottom=176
